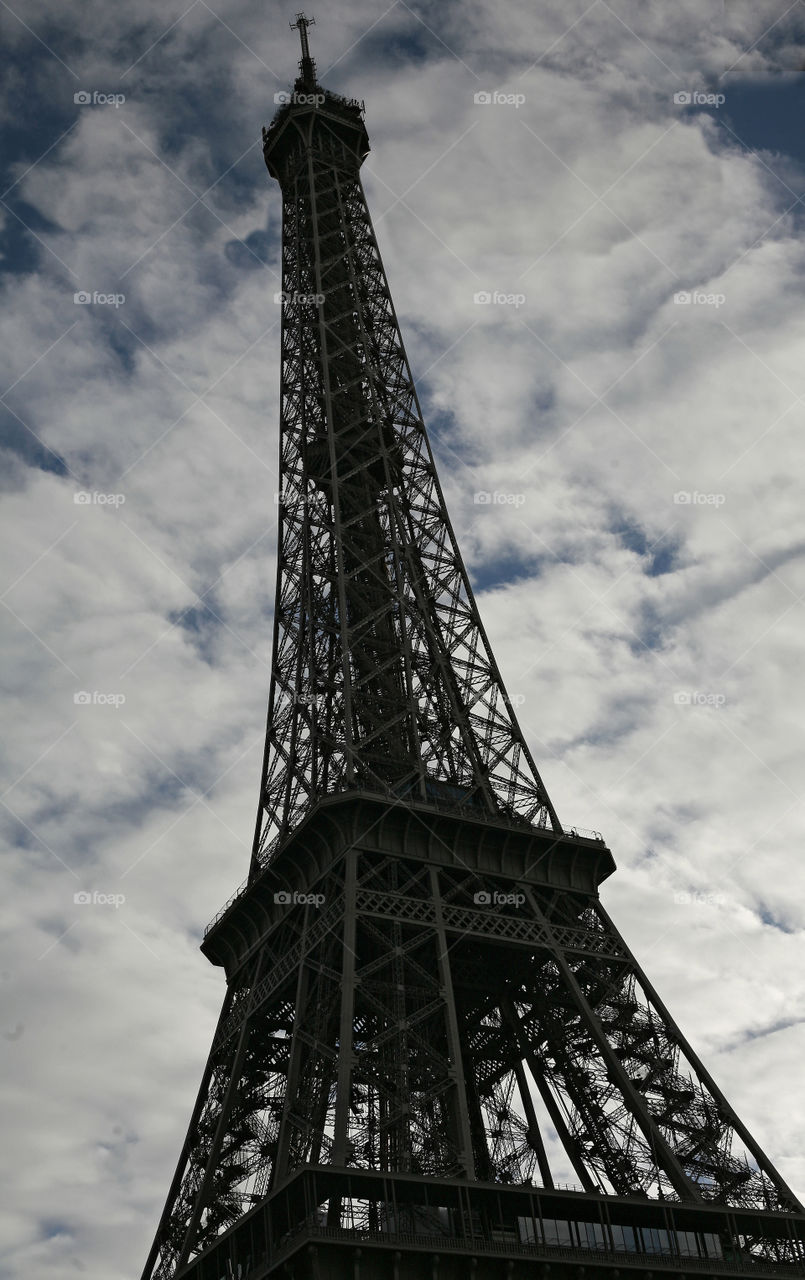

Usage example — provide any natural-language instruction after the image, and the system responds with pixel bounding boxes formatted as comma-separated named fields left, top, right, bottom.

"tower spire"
left=290, top=11, right=316, bottom=85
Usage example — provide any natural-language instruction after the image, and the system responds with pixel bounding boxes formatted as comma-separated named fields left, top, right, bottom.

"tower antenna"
left=290, top=12, right=316, bottom=85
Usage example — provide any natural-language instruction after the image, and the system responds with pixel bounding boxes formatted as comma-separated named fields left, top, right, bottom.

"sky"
left=2, top=0, right=805, bottom=1275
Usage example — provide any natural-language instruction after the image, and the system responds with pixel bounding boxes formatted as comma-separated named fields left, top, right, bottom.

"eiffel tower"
left=141, top=16, right=805, bottom=1280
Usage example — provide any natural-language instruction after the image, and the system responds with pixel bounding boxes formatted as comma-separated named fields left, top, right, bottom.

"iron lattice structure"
left=251, top=40, right=558, bottom=861
left=141, top=19, right=805, bottom=1280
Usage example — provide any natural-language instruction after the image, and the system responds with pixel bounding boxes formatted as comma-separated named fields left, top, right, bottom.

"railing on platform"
left=203, top=789, right=604, bottom=938
left=263, top=1220, right=802, bottom=1277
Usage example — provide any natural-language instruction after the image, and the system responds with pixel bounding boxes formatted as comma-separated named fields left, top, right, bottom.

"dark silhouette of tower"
left=141, top=16, right=805, bottom=1280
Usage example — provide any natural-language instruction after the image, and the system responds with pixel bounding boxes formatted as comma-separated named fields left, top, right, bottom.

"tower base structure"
left=145, top=795, right=805, bottom=1280
left=175, top=1165, right=805, bottom=1280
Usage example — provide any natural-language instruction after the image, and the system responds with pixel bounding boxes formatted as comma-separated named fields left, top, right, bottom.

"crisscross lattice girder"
left=253, top=84, right=558, bottom=867
left=141, top=809, right=803, bottom=1279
